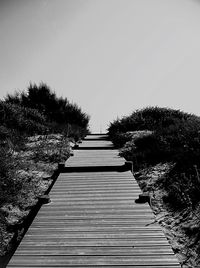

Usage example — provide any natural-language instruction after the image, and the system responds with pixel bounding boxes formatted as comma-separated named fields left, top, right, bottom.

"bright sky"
left=1, top=0, right=200, bottom=132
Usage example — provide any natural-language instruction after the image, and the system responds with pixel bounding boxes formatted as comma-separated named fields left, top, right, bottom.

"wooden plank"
left=31, top=219, right=155, bottom=225
left=37, top=209, right=153, bottom=214
left=36, top=212, right=153, bottom=217
left=49, top=201, right=143, bottom=205
left=13, top=246, right=175, bottom=255
left=37, top=210, right=153, bottom=215
left=51, top=191, right=139, bottom=197
left=51, top=187, right=139, bottom=191
left=30, top=221, right=157, bottom=227
left=41, top=206, right=150, bottom=210
left=23, top=242, right=169, bottom=248
left=9, top=264, right=180, bottom=268
left=57, top=173, right=134, bottom=177
left=50, top=198, right=141, bottom=202
left=50, top=192, right=143, bottom=196
left=50, top=196, right=141, bottom=200
left=8, top=255, right=179, bottom=266
left=41, top=204, right=150, bottom=209
left=51, top=187, right=141, bottom=191
left=25, top=232, right=166, bottom=238
left=27, top=228, right=164, bottom=234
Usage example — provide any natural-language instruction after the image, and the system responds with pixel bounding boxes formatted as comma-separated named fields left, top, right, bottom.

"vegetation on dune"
left=0, top=82, right=90, bottom=208
left=5, top=82, right=90, bottom=137
left=0, top=100, right=50, bottom=215
left=0, top=83, right=90, bottom=259
left=108, top=106, right=200, bottom=208
left=0, top=102, right=48, bottom=145
left=108, top=106, right=200, bottom=266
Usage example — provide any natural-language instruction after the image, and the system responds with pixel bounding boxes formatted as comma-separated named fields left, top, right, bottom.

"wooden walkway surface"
left=7, top=134, right=180, bottom=267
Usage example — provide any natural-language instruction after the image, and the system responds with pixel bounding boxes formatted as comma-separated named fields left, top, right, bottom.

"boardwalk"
left=7, top=134, right=180, bottom=267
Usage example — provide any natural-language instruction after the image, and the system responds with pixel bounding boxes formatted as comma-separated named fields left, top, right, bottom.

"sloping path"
left=7, top=134, right=180, bottom=267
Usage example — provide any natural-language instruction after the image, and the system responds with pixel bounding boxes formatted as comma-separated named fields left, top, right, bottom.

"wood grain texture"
left=7, top=134, right=180, bottom=267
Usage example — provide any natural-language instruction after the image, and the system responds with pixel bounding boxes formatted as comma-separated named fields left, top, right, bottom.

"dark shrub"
left=109, top=106, right=200, bottom=208
left=0, top=101, right=48, bottom=136
left=5, top=83, right=90, bottom=135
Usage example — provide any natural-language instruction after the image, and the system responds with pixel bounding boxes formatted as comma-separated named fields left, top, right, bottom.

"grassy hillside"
left=0, top=83, right=90, bottom=259
left=0, top=83, right=90, bottom=210
left=108, top=107, right=200, bottom=209
left=5, top=82, right=90, bottom=138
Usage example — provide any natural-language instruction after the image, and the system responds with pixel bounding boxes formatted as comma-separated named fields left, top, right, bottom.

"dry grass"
left=0, top=134, right=72, bottom=256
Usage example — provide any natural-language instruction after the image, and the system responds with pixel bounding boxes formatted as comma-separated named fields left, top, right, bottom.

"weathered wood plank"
left=25, top=232, right=166, bottom=238
left=37, top=210, right=153, bottom=214
left=9, top=264, right=180, bottom=268
left=18, top=238, right=171, bottom=246
left=8, top=255, right=180, bottom=266
left=27, top=229, right=164, bottom=234
left=13, top=245, right=175, bottom=255
left=31, top=219, right=156, bottom=225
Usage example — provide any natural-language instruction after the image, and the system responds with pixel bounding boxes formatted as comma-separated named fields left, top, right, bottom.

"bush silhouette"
left=5, top=83, right=90, bottom=134
left=108, top=106, right=200, bottom=208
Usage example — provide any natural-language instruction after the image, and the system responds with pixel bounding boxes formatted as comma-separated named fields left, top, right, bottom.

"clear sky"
left=1, top=0, right=200, bottom=132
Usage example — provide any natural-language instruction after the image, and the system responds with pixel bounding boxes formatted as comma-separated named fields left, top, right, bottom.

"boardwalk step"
left=61, top=161, right=133, bottom=173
